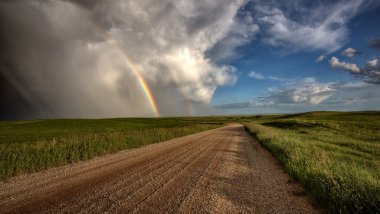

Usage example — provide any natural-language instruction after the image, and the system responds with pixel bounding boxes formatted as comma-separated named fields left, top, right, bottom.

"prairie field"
left=244, top=111, right=380, bottom=213
left=1, top=112, right=379, bottom=213
left=0, top=118, right=222, bottom=180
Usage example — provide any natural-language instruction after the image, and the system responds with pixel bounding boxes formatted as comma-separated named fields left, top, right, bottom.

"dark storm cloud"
left=369, top=38, right=380, bottom=50
left=0, top=66, right=38, bottom=120
left=63, top=0, right=103, bottom=9
left=0, top=0, right=248, bottom=119
left=0, top=1, right=55, bottom=119
left=0, top=1, right=148, bottom=119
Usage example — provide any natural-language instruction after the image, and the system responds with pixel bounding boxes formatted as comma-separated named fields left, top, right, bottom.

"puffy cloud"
left=367, top=59, right=378, bottom=67
left=269, top=78, right=335, bottom=104
left=215, top=78, right=335, bottom=109
left=252, top=0, right=366, bottom=53
left=214, top=78, right=379, bottom=110
left=341, top=47, right=361, bottom=58
left=329, top=57, right=360, bottom=73
left=0, top=0, right=248, bottom=118
left=316, top=54, right=326, bottom=62
left=329, top=57, right=380, bottom=84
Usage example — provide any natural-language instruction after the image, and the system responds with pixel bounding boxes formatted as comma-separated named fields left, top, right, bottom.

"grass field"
left=244, top=111, right=380, bottom=213
left=1, top=112, right=379, bottom=213
left=0, top=118, right=222, bottom=180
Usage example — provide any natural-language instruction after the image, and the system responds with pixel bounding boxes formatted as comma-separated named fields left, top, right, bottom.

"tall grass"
left=0, top=119, right=221, bottom=180
left=244, top=114, right=380, bottom=213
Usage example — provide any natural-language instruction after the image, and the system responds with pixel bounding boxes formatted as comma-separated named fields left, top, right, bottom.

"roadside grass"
left=0, top=118, right=222, bottom=180
left=244, top=111, right=380, bottom=213
left=2, top=111, right=379, bottom=213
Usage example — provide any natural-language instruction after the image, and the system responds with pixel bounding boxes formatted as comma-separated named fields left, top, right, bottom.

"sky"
left=0, top=0, right=379, bottom=119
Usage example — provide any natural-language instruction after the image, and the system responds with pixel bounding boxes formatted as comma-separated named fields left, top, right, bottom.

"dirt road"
left=0, top=124, right=320, bottom=213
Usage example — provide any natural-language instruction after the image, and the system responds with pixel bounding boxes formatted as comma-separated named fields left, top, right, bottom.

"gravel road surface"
left=0, top=124, right=321, bottom=213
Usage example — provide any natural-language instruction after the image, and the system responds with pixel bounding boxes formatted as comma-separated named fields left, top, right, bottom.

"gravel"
left=0, top=124, right=321, bottom=213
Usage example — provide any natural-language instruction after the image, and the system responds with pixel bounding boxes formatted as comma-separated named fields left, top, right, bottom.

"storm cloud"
left=369, top=38, right=380, bottom=50
left=0, top=0, right=250, bottom=119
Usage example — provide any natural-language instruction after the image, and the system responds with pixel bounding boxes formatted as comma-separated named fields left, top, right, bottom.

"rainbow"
left=117, top=50, right=160, bottom=117
left=74, top=9, right=160, bottom=117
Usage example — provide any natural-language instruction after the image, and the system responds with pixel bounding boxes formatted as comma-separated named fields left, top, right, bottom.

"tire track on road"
left=47, top=133, right=214, bottom=212
left=0, top=124, right=321, bottom=214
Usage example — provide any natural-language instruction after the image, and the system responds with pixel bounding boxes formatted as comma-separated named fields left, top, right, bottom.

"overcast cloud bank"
left=0, top=0, right=251, bottom=118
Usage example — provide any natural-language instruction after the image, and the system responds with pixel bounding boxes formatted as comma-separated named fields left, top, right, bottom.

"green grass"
left=244, top=111, right=380, bottom=213
left=0, top=118, right=223, bottom=180
left=2, top=111, right=379, bottom=213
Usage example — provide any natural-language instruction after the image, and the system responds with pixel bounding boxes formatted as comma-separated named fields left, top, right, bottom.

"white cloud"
left=269, top=78, right=335, bottom=104
left=316, top=54, right=325, bottom=62
left=329, top=57, right=360, bottom=73
left=94, top=0, right=245, bottom=104
left=214, top=78, right=380, bottom=111
left=215, top=77, right=337, bottom=109
left=248, top=71, right=291, bottom=82
left=341, top=47, right=361, bottom=58
left=207, top=11, right=259, bottom=62
left=329, top=57, right=380, bottom=84
left=253, top=1, right=366, bottom=53
left=366, top=59, right=378, bottom=68
left=248, top=71, right=265, bottom=80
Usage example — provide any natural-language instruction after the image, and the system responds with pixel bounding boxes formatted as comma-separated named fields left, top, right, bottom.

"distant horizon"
left=2, top=110, right=380, bottom=121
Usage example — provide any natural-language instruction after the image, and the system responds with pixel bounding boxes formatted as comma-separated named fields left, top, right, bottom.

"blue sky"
left=212, top=0, right=380, bottom=114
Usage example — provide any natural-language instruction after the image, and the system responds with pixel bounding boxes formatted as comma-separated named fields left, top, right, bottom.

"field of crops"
left=244, top=111, right=380, bottom=213
left=0, top=118, right=222, bottom=180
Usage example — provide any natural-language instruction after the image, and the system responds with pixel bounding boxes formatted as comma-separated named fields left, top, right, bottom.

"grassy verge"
left=244, top=112, right=380, bottom=213
left=0, top=118, right=222, bottom=180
